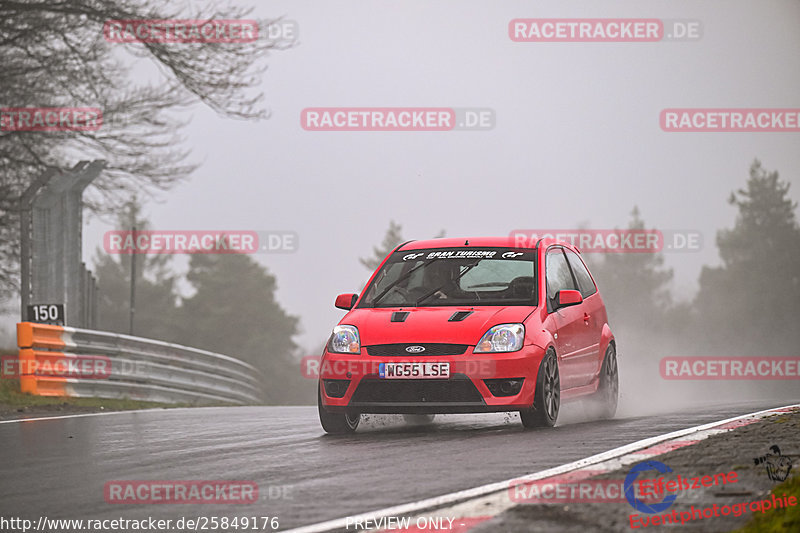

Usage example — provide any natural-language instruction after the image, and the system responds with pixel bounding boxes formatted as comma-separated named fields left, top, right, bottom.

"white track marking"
left=284, top=403, right=800, bottom=533
left=0, top=405, right=310, bottom=425
left=0, top=408, right=177, bottom=424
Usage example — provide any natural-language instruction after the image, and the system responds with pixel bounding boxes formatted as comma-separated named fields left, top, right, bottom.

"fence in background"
left=13, top=322, right=263, bottom=405
left=19, top=161, right=105, bottom=329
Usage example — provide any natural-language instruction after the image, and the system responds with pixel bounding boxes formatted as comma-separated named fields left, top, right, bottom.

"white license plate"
left=379, top=362, right=450, bottom=379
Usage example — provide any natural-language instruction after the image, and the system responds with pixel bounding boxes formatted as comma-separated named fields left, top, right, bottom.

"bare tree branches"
left=0, top=0, right=284, bottom=298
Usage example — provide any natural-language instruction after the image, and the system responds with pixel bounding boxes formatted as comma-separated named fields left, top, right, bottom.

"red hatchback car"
left=318, top=237, right=618, bottom=433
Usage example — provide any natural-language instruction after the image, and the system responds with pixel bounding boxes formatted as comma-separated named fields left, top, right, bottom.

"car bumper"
left=319, top=344, right=545, bottom=414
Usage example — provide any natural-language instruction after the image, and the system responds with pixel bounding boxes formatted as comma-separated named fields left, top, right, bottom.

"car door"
left=565, top=248, right=604, bottom=386
left=545, top=247, right=586, bottom=390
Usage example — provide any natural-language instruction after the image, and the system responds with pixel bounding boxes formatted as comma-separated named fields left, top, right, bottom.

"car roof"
left=396, top=237, right=582, bottom=254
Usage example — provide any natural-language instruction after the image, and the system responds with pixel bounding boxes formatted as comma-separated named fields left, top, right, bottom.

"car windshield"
left=359, top=247, right=537, bottom=308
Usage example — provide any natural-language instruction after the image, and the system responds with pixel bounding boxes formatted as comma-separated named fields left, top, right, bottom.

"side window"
left=546, top=248, right=577, bottom=303
left=565, top=250, right=597, bottom=298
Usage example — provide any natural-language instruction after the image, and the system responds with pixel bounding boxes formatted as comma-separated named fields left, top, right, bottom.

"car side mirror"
left=335, top=293, right=358, bottom=310
left=555, top=289, right=583, bottom=309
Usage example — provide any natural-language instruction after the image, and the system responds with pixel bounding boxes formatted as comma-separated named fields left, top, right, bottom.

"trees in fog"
left=695, top=160, right=800, bottom=353
left=94, top=199, right=180, bottom=341
left=359, top=220, right=446, bottom=272
left=583, top=207, right=675, bottom=337
left=359, top=220, right=405, bottom=271
left=181, top=252, right=306, bottom=403
left=589, top=160, right=799, bottom=356
left=94, top=203, right=306, bottom=404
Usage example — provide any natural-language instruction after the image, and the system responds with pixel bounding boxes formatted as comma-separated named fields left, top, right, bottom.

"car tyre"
left=520, top=349, right=560, bottom=428
left=318, top=385, right=360, bottom=434
left=586, top=344, right=619, bottom=420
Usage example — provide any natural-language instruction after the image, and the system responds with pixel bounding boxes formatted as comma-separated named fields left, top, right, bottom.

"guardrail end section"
left=17, top=322, right=33, bottom=348
left=16, top=322, right=65, bottom=350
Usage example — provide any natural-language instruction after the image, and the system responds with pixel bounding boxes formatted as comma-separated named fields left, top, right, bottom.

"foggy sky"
left=68, top=0, right=800, bottom=353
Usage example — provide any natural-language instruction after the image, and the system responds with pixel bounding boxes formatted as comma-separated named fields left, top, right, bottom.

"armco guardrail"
left=13, top=322, right=263, bottom=405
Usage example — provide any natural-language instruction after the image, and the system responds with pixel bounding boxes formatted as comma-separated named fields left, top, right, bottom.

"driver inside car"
left=421, top=262, right=459, bottom=300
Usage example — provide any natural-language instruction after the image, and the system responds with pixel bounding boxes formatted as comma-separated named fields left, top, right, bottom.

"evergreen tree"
left=695, top=160, right=800, bottom=353
left=180, top=252, right=304, bottom=403
left=360, top=220, right=405, bottom=271
left=94, top=203, right=306, bottom=403
left=94, top=199, right=180, bottom=340
left=584, top=207, right=674, bottom=335
left=359, top=221, right=446, bottom=271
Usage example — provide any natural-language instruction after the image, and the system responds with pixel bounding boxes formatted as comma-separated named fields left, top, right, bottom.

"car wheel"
left=520, top=349, right=560, bottom=428
left=586, top=344, right=619, bottom=419
left=317, top=385, right=360, bottom=434
left=403, top=414, right=435, bottom=425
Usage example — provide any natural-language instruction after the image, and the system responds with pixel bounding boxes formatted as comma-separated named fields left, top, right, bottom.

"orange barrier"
left=17, top=322, right=66, bottom=350
left=31, top=377, right=67, bottom=396
left=17, top=348, right=41, bottom=394
left=16, top=323, right=68, bottom=396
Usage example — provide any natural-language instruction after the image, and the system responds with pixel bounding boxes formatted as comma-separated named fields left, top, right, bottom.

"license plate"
left=379, top=362, right=450, bottom=379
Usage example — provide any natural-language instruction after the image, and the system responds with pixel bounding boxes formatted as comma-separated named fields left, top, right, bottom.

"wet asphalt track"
left=0, top=400, right=790, bottom=531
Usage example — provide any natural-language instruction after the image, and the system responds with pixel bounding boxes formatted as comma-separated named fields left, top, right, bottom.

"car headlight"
left=474, top=324, right=525, bottom=353
left=329, top=325, right=361, bottom=354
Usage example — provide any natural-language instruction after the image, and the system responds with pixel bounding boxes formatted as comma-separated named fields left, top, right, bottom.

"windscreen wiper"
left=371, top=259, right=440, bottom=305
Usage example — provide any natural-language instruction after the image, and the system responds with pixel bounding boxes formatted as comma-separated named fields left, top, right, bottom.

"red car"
left=318, top=237, right=618, bottom=433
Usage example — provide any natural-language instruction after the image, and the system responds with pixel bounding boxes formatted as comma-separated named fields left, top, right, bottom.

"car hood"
left=341, top=306, right=536, bottom=346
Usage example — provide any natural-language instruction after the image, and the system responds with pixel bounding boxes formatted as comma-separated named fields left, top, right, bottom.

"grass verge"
left=736, top=474, right=800, bottom=532
left=0, top=378, right=179, bottom=412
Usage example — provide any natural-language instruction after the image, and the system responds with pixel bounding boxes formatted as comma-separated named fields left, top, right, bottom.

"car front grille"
left=349, top=374, right=483, bottom=404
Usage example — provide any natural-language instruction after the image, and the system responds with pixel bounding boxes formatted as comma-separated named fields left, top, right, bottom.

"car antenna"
left=464, top=239, right=469, bottom=245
